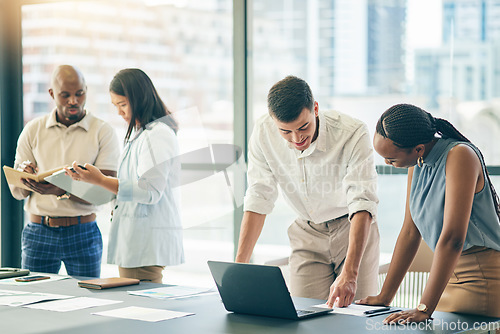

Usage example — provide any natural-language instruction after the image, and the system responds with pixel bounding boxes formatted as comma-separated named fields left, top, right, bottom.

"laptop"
left=207, top=261, right=333, bottom=320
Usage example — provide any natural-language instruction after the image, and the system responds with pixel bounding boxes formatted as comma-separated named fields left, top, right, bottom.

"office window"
left=251, top=0, right=500, bottom=265
left=15, top=0, right=500, bottom=285
left=22, top=0, right=234, bottom=286
left=251, top=0, right=410, bottom=264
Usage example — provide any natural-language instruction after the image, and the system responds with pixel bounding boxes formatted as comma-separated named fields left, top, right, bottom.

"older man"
left=10, top=65, right=119, bottom=277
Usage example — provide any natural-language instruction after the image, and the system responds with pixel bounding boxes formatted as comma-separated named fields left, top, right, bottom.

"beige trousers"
left=437, top=246, right=500, bottom=318
left=287, top=216, right=380, bottom=300
left=119, top=265, right=165, bottom=284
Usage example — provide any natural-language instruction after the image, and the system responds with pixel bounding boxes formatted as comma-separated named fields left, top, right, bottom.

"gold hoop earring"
left=417, top=156, right=424, bottom=168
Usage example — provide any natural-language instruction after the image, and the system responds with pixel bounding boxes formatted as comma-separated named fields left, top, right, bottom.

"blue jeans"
left=21, top=221, right=102, bottom=277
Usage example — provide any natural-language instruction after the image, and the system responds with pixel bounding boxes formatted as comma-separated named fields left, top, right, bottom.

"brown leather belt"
left=30, top=213, right=96, bottom=228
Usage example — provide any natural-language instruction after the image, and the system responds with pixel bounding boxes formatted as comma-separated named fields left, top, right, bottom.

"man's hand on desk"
left=326, top=272, right=357, bottom=308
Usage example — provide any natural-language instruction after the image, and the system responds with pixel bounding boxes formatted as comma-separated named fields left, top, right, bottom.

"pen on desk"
left=363, top=306, right=391, bottom=315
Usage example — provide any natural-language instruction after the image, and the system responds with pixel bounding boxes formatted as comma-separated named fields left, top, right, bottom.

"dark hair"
left=109, top=68, right=178, bottom=142
left=376, top=103, right=500, bottom=220
left=267, top=75, right=314, bottom=122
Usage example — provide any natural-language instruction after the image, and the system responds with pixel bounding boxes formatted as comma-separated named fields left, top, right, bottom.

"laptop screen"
left=207, top=261, right=331, bottom=320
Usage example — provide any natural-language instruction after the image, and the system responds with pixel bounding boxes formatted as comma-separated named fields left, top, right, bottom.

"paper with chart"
left=25, top=296, right=122, bottom=312
left=128, top=285, right=216, bottom=300
left=0, top=291, right=73, bottom=307
left=44, top=169, right=115, bottom=205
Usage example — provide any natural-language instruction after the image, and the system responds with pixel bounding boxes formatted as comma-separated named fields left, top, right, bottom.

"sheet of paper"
left=128, top=285, right=216, bottom=300
left=0, top=292, right=73, bottom=307
left=312, top=303, right=392, bottom=317
left=0, top=289, right=31, bottom=296
left=25, top=296, right=122, bottom=312
left=0, top=273, right=70, bottom=285
left=92, top=306, right=194, bottom=322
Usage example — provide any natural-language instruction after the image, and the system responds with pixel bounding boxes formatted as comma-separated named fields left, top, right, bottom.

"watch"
left=56, top=192, right=70, bottom=200
left=417, top=303, right=429, bottom=314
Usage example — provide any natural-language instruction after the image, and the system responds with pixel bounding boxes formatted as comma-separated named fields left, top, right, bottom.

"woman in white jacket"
left=66, top=68, right=184, bottom=283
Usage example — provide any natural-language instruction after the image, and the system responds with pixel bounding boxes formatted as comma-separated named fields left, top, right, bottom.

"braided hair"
left=376, top=103, right=500, bottom=220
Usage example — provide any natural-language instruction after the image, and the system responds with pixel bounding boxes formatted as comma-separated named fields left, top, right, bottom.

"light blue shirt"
left=107, top=120, right=185, bottom=267
left=410, top=138, right=500, bottom=252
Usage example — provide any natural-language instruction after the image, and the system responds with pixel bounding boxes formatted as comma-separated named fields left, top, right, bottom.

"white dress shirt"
left=107, top=120, right=185, bottom=268
left=244, top=109, right=378, bottom=223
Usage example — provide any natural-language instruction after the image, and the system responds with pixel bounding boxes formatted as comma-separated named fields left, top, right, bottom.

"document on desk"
left=0, top=273, right=70, bottom=285
left=0, top=289, right=31, bottom=296
left=92, top=306, right=194, bottom=322
left=44, top=170, right=115, bottom=205
left=25, top=296, right=122, bottom=312
left=0, top=292, right=73, bottom=307
left=312, top=303, right=400, bottom=317
left=128, top=285, right=216, bottom=300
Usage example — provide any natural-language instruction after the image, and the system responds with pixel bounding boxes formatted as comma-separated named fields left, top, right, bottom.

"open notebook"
left=3, top=166, right=63, bottom=191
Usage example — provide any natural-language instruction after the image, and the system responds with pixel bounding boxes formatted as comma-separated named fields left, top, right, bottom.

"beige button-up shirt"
left=10, top=109, right=120, bottom=217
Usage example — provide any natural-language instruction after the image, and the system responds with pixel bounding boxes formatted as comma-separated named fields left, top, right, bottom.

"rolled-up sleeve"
left=342, top=124, right=379, bottom=221
left=243, top=125, right=278, bottom=215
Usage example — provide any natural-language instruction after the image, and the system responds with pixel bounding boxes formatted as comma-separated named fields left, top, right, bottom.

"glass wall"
left=21, top=0, right=234, bottom=286
left=251, top=0, right=500, bottom=265
left=17, top=0, right=500, bottom=284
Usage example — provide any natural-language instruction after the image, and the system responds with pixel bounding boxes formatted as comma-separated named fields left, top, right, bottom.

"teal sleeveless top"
left=410, top=138, right=500, bottom=252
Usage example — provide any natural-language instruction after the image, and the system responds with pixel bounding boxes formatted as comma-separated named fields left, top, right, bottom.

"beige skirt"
left=436, top=246, right=500, bottom=317
left=118, top=265, right=165, bottom=283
